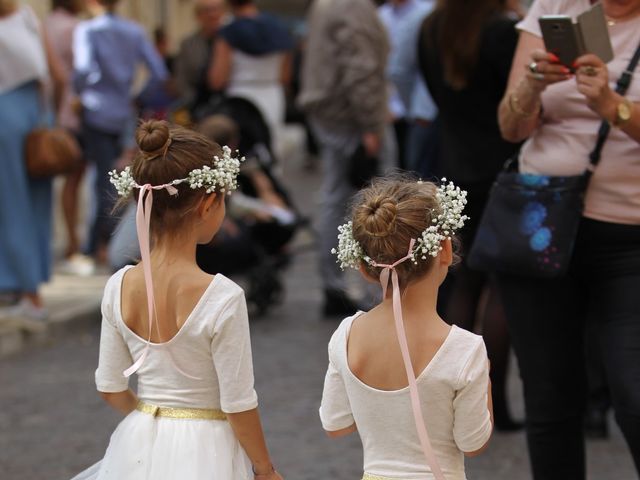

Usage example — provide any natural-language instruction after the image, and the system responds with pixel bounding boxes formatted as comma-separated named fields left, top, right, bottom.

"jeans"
left=405, top=117, right=441, bottom=179
left=497, top=217, right=640, bottom=479
left=83, top=124, right=123, bottom=255
left=310, top=120, right=396, bottom=292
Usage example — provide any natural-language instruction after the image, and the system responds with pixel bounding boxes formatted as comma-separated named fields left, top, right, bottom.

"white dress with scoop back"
left=71, top=266, right=256, bottom=480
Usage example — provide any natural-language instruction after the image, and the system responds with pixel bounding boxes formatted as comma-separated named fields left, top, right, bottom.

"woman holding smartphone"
left=498, top=0, right=640, bottom=479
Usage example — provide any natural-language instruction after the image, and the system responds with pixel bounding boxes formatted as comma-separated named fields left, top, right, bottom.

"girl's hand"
left=525, top=49, right=573, bottom=93
left=574, top=54, right=617, bottom=120
left=253, top=468, right=283, bottom=480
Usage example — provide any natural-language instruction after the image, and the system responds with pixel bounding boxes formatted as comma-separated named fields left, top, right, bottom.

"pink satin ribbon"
left=123, top=183, right=198, bottom=380
left=370, top=239, right=446, bottom=480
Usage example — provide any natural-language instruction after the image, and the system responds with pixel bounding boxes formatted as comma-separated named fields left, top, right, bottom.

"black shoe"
left=322, top=289, right=364, bottom=318
left=584, top=407, right=609, bottom=440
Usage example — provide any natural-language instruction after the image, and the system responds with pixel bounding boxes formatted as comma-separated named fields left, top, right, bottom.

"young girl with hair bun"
left=321, top=176, right=493, bottom=480
left=71, top=120, right=282, bottom=480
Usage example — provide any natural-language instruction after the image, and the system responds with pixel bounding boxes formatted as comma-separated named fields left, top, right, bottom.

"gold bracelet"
left=508, top=90, right=540, bottom=118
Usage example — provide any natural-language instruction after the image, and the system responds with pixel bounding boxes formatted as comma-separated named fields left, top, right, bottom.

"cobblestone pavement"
left=0, top=164, right=637, bottom=480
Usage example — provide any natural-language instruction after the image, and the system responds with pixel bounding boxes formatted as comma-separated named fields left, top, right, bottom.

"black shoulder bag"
left=467, top=44, right=640, bottom=278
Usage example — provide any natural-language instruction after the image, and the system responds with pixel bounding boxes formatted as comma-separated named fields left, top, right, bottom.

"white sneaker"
left=0, top=299, right=48, bottom=333
left=58, top=254, right=96, bottom=277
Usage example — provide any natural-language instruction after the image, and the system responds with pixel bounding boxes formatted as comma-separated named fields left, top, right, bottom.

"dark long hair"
left=424, top=0, right=508, bottom=89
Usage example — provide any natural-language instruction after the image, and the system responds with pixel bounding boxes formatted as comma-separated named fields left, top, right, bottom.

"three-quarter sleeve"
left=95, top=281, right=132, bottom=393
left=319, top=341, right=354, bottom=432
left=452, top=338, right=492, bottom=453
left=211, top=290, right=259, bottom=413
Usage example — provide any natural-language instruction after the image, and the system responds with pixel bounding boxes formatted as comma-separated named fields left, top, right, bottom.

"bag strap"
left=587, top=41, right=640, bottom=172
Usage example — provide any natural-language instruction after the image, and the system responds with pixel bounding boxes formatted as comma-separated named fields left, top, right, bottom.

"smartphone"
left=539, top=3, right=613, bottom=70
left=539, top=16, right=581, bottom=70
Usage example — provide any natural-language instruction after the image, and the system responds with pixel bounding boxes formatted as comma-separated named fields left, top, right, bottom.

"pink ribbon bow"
left=369, top=239, right=446, bottom=480
left=123, top=183, right=198, bottom=380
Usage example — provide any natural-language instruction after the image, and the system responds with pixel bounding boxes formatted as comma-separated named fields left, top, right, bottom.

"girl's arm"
left=463, top=377, right=493, bottom=457
left=325, top=423, right=357, bottom=438
left=453, top=346, right=494, bottom=457
left=99, top=389, right=139, bottom=415
left=226, top=408, right=282, bottom=479
left=207, top=38, right=232, bottom=91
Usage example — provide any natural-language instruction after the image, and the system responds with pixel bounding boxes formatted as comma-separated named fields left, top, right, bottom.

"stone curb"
left=0, top=272, right=107, bottom=358
left=0, top=302, right=101, bottom=358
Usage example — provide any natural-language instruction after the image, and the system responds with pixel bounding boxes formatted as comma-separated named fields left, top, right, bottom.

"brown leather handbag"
left=24, top=127, right=82, bottom=177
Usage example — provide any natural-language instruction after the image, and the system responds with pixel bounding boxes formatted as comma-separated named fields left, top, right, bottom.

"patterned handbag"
left=467, top=158, right=588, bottom=277
left=467, top=44, right=640, bottom=278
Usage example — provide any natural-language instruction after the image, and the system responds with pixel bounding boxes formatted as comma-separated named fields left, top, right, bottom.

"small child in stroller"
left=195, top=113, right=300, bottom=315
left=108, top=99, right=300, bottom=316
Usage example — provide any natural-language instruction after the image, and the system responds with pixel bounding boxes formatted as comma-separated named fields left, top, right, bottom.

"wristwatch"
left=612, top=99, right=633, bottom=127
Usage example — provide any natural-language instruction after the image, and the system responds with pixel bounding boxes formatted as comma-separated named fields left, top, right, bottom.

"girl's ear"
left=359, top=264, right=379, bottom=284
left=198, top=193, right=218, bottom=217
left=440, top=238, right=453, bottom=267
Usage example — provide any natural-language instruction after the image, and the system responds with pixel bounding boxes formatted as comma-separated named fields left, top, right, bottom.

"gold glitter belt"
left=362, top=474, right=418, bottom=480
left=136, top=401, right=227, bottom=420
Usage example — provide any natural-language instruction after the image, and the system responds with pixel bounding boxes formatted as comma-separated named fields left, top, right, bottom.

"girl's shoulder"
left=443, top=325, right=486, bottom=361
left=327, top=311, right=364, bottom=363
left=103, top=265, right=133, bottom=299
left=445, top=327, right=489, bottom=386
left=446, top=325, right=485, bottom=350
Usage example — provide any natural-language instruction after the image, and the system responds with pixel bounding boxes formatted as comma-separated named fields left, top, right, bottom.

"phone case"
left=576, top=2, right=614, bottom=63
left=539, top=16, right=581, bottom=69
left=539, top=2, right=613, bottom=68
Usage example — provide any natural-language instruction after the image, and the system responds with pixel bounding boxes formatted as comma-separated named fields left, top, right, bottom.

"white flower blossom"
left=108, top=167, right=135, bottom=197
left=108, top=145, right=244, bottom=197
left=332, top=222, right=366, bottom=270
left=332, top=179, right=469, bottom=269
left=413, top=179, right=468, bottom=261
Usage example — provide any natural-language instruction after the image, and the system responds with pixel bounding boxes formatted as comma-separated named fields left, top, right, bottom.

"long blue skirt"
left=0, top=81, right=52, bottom=292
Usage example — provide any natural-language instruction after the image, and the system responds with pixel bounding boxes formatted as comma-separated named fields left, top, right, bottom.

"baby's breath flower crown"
left=108, top=145, right=244, bottom=197
left=331, top=179, right=468, bottom=270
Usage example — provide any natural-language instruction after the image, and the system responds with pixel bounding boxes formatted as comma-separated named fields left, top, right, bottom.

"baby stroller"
left=194, top=97, right=302, bottom=315
left=109, top=98, right=302, bottom=316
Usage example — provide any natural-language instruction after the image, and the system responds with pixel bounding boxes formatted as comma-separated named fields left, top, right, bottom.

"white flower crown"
left=109, top=145, right=244, bottom=197
left=331, top=179, right=468, bottom=270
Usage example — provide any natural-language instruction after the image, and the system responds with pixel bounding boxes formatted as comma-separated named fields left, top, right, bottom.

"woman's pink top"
left=518, top=0, right=640, bottom=225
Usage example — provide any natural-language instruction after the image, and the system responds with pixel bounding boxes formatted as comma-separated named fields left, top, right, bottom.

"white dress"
left=320, top=314, right=492, bottom=480
left=227, top=49, right=285, bottom=140
left=71, top=266, right=256, bottom=480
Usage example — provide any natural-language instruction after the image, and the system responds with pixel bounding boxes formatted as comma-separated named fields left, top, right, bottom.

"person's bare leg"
left=61, top=165, right=86, bottom=257
left=23, top=292, right=43, bottom=308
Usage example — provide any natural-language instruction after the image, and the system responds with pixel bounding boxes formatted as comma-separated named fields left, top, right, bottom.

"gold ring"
left=583, top=66, right=598, bottom=76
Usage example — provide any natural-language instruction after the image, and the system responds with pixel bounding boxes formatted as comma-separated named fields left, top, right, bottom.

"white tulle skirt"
left=70, top=410, right=252, bottom=480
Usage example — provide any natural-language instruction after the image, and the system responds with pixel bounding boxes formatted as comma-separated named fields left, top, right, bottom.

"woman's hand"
left=524, top=49, right=573, bottom=92
left=574, top=54, right=617, bottom=121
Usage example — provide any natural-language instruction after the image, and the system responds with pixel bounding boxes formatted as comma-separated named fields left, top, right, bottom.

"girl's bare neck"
left=150, top=232, right=199, bottom=266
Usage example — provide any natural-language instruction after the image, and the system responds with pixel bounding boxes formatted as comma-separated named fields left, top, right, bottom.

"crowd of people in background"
left=1, top=0, right=640, bottom=478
